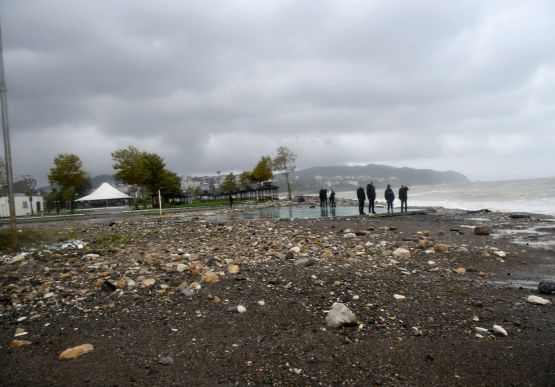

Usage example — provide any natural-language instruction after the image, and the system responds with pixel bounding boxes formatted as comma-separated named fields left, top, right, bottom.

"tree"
left=112, top=146, right=146, bottom=185
left=220, top=173, right=239, bottom=194
left=251, top=156, right=273, bottom=186
left=239, top=171, right=252, bottom=187
left=112, top=146, right=181, bottom=207
left=273, top=146, right=297, bottom=200
left=48, top=154, right=90, bottom=213
left=44, top=188, right=63, bottom=213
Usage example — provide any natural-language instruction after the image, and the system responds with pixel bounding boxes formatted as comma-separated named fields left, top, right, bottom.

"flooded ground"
left=208, top=205, right=427, bottom=222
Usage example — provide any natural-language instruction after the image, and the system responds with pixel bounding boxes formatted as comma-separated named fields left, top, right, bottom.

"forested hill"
left=281, top=164, right=468, bottom=192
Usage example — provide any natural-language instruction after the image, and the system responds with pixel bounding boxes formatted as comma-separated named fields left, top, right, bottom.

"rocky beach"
left=1, top=201, right=554, bottom=386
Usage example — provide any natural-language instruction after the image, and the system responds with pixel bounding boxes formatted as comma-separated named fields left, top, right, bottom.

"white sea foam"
left=335, top=177, right=555, bottom=216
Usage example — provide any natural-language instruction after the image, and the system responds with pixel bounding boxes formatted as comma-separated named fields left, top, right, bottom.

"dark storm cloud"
left=1, top=0, right=554, bottom=184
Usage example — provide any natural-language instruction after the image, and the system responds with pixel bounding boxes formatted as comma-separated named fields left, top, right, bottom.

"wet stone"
left=538, top=280, right=555, bottom=295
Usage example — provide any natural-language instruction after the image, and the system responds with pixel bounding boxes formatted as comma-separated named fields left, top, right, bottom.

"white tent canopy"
left=76, top=183, right=131, bottom=201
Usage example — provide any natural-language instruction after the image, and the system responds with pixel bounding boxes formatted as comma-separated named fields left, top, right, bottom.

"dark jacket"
left=399, top=186, right=409, bottom=201
left=356, top=187, right=366, bottom=201
left=366, top=183, right=376, bottom=199
left=385, top=187, right=395, bottom=202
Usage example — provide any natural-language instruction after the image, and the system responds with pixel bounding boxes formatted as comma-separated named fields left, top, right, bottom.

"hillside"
left=276, top=164, right=468, bottom=193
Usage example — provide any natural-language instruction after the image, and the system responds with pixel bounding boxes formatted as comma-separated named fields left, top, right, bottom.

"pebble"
left=325, top=302, right=357, bottom=329
left=228, top=305, right=247, bottom=313
left=492, top=325, right=508, bottom=337
left=392, top=248, right=411, bottom=259
left=474, top=225, right=493, bottom=235
left=433, top=243, right=449, bottom=252
left=527, top=295, right=551, bottom=305
left=158, top=356, right=174, bottom=365
left=10, top=339, right=32, bottom=349
left=202, top=271, right=220, bottom=285
left=143, top=278, right=156, bottom=287
left=176, top=263, right=187, bottom=272
left=393, top=294, right=406, bottom=300
left=59, top=343, right=94, bottom=361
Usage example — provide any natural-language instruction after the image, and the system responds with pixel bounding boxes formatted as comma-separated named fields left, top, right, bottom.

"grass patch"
left=92, top=232, right=134, bottom=248
left=0, top=227, right=61, bottom=253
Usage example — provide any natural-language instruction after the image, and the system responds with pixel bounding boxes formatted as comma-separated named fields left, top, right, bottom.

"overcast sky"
left=1, top=0, right=554, bottom=185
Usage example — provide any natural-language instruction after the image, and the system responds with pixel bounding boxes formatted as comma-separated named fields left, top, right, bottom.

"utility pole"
left=0, top=21, right=18, bottom=251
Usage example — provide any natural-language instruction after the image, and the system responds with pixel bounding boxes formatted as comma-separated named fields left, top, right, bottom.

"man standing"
left=366, top=182, right=376, bottom=214
left=385, top=184, right=395, bottom=214
left=356, top=187, right=366, bottom=215
left=329, top=190, right=336, bottom=207
left=399, top=185, right=409, bottom=212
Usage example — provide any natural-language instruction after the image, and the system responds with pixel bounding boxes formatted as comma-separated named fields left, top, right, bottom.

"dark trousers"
left=368, top=197, right=376, bottom=213
left=400, top=199, right=407, bottom=212
left=387, top=200, right=394, bottom=213
left=358, top=200, right=365, bottom=214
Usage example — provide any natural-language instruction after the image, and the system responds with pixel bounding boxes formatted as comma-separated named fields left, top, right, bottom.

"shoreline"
left=1, top=203, right=554, bottom=385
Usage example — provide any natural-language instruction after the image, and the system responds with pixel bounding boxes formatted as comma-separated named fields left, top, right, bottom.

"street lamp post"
left=0, top=21, right=17, bottom=251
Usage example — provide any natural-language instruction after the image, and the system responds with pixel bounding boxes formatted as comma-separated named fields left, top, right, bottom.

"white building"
left=0, top=193, right=44, bottom=217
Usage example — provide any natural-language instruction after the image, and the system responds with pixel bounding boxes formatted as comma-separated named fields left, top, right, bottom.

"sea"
left=335, top=177, right=555, bottom=216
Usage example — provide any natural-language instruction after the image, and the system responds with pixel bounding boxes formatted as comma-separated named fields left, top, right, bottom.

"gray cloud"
left=1, top=0, right=554, bottom=185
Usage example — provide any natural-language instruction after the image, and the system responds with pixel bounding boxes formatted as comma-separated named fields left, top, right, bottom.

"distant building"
left=0, top=181, right=44, bottom=217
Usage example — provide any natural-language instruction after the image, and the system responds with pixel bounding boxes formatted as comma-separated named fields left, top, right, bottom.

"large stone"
left=538, top=281, right=555, bottom=294
left=527, top=295, right=551, bottom=305
left=325, top=302, right=357, bottom=329
left=474, top=225, right=493, bottom=235
left=143, top=278, right=156, bottom=287
left=433, top=243, right=449, bottom=252
left=59, top=344, right=94, bottom=361
left=202, top=271, right=220, bottom=285
left=227, top=264, right=240, bottom=274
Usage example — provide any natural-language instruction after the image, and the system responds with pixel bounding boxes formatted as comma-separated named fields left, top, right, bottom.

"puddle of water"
left=487, top=279, right=539, bottom=290
left=209, top=206, right=425, bottom=222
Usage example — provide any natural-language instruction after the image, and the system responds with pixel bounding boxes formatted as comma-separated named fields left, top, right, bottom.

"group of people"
left=356, top=182, right=409, bottom=214
left=318, top=188, right=336, bottom=207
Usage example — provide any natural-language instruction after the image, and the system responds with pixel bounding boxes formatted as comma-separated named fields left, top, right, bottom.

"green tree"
left=239, top=171, right=252, bottom=187
left=44, top=188, right=64, bottom=213
left=112, top=146, right=181, bottom=207
left=273, top=146, right=297, bottom=200
left=188, top=186, right=202, bottom=197
left=48, top=154, right=90, bottom=213
left=220, top=173, right=238, bottom=194
left=112, top=146, right=146, bottom=182
left=251, top=156, right=273, bottom=186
